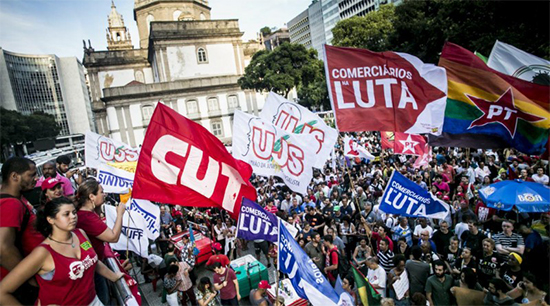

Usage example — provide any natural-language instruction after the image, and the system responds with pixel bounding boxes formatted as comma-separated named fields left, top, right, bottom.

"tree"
left=1, top=108, right=61, bottom=157
left=260, top=26, right=272, bottom=37
left=332, top=4, right=396, bottom=51
left=238, top=43, right=329, bottom=108
left=331, top=1, right=549, bottom=64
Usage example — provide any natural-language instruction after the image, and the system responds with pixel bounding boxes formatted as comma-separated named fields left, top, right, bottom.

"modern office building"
left=83, top=0, right=266, bottom=146
left=0, top=48, right=95, bottom=135
left=288, top=0, right=396, bottom=56
left=263, top=28, right=290, bottom=51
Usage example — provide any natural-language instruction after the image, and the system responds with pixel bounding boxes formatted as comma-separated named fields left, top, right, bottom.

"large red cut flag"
left=132, top=103, right=256, bottom=219
left=324, top=45, right=447, bottom=135
left=393, top=132, right=428, bottom=156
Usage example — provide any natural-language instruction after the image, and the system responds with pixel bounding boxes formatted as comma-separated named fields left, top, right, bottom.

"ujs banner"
left=379, top=171, right=449, bottom=219
left=85, top=131, right=140, bottom=173
left=261, top=92, right=338, bottom=169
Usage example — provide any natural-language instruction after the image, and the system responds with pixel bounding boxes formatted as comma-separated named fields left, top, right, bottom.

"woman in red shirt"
left=0, top=197, right=123, bottom=306
left=76, top=179, right=126, bottom=304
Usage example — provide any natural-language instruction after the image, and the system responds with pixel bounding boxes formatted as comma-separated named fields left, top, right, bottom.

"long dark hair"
left=198, top=277, right=212, bottom=294
left=35, top=197, right=75, bottom=237
left=76, top=179, right=100, bottom=209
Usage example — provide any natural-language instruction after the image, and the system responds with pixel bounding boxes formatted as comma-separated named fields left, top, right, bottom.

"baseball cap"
left=333, top=205, right=341, bottom=212
left=457, top=192, right=465, bottom=198
left=41, top=178, right=63, bottom=191
left=258, top=280, right=271, bottom=289
left=212, top=242, right=222, bottom=251
left=443, top=195, right=450, bottom=201
left=436, top=191, right=442, bottom=196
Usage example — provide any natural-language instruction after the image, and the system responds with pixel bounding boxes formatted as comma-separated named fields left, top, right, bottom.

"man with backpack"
left=323, top=234, right=339, bottom=286
left=0, top=157, right=44, bottom=305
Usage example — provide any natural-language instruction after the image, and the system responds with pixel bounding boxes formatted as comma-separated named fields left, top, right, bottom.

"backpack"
left=329, top=248, right=351, bottom=278
left=0, top=194, right=31, bottom=254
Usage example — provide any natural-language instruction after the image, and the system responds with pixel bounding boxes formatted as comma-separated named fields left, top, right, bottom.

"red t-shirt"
left=475, top=201, right=497, bottom=223
left=206, top=254, right=230, bottom=267
left=213, top=268, right=237, bottom=300
left=77, top=210, right=108, bottom=260
left=371, top=232, right=394, bottom=252
left=0, top=196, right=45, bottom=280
left=325, top=246, right=339, bottom=282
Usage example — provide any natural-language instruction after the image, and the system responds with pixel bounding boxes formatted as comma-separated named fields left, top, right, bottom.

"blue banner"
left=237, top=198, right=278, bottom=243
left=379, top=171, right=450, bottom=220
left=278, top=220, right=339, bottom=304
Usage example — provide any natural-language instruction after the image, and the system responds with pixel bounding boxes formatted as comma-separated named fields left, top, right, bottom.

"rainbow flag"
left=429, top=43, right=550, bottom=155
left=351, top=264, right=380, bottom=306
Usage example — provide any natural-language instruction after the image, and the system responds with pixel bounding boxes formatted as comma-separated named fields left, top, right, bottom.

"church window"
left=142, top=105, right=154, bottom=121
left=186, top=100, right=199, bottom=114
left=208, top=97, right=219, bottom=111
left=228, top=95, right=239, bottom=110
left=211, top=120, right=224, bottom=137
left=200, top=13, right=206, bottom=20
left=173, top=10, right=182, bottom=21
left=197, top=47, right=207, bottom=63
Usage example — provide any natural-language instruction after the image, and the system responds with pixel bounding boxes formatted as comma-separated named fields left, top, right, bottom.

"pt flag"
left=323, top=45, right=447, bottom=134
left=132, top=103, right=257, bottom=220
left=379, top=171, right=449, bottom=220
left=343, top=135, right=374, bottom=160
left=261, top=92, right=338, bottom=169
left=393, top=133, right=427, bottom=156
left=430, top=43, right=550, bottom=155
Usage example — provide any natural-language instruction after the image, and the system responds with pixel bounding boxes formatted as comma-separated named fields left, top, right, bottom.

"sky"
left=0, top=0, right=311, bottom=59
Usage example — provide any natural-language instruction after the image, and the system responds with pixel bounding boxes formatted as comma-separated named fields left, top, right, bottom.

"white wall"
left=166, top=44, right=237, bottom=80
left=98, top=69, right=136, bottom=93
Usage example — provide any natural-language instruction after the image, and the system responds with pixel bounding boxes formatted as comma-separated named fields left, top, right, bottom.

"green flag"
left=474, top=51, right=488, bottom=63
left=351, top=265, right=381, bottom=306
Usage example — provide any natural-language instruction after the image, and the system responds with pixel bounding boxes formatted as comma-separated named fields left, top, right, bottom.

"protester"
left=76, top=179, right=126, bottom=304
left=167, top=257, right=197, bottom=306
left=425, top=260, right=454, bottom=306
left=367, top=256, right=387, bottom=298
left=305, top=232, right=324, bottom=271
left=494, top=220, right=525, bottom=255
left=0, top=157, right=43, bottom=305
left=388, top=255, right=409, bottom=306
left=206, top=242, right=230, bottom=268
left=406, top=246, right=430, bottom=296
left=164, top=264, right=182, bottom=306
left=478, top=238, right=503, bottom=288
left=212, top=262, right=240, bottom=306
left=506, top=272, right=547, bottom=304
left=56, top=155, right=81, bottom=192
left=484, top=278, right=519, bottom=306
left=0, top=197, right=123, bottom=306
left=35, top=160, right=74, bottom=197
left=249, top=280, right=272, bottom=306
left=196, top=277, right=219, bottom=306
left=38, top=178, right=64, bottom=210
left=323, top=234, right=339, bottom=286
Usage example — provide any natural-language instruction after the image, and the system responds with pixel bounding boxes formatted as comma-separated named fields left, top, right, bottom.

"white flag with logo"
left=260, top=92, right=338, bottom=169
left=96, top=164, right=135, bottom=194
left=105, top=205, right=149, bottom=257
left=126, top=198, right=161, bottom=240
left=85, top=131, right=140, bottom=174
left=232, top=110, right=316, bottom=195
left=343, top=136, right=374, bottom=160
left=487, top=40, right=550, bottom=84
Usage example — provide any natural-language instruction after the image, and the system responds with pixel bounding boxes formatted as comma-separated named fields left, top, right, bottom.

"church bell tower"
left=106, top=1, right=133, bottom=51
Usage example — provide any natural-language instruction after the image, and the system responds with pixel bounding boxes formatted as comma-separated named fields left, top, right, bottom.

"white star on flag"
left=399, top=135, right=419, bottom=154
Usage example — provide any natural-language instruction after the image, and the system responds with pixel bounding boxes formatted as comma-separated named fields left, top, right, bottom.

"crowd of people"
left=0, top=130, right=549, bottom=306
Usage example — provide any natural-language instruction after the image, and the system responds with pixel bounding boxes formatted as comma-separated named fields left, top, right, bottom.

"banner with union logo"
left=85, top=131, right=140, bottom=173
left=232, top=110, right=317, bottom=195
left=132, top=103, right=257, bottom=219
left=260, top=92, right=338, bottom=169
left=323, top=45, right=447, bottom=135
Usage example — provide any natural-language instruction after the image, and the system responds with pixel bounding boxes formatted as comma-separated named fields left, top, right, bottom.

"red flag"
left=381, top=132, right=395, bottom=150
left=324, top=45, right=447, bottom=134
left=132, top=103, right=256, bottom=219
left=393, top=132, right=427, bottom=156
left=413, top=143, right=433, bottom=169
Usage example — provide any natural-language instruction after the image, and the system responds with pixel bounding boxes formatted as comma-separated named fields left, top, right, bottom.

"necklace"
left=49, top=234, right=75, bottom=248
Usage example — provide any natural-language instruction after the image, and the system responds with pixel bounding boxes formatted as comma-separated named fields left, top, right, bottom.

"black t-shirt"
left=500, top=266, right=523, bottom=288
left=432, top=230, right=453, bottom=254
left=478, top=253, right=503, bottom=287
left=305, top=213, right=324, bottom=227
left=460, top=230, right=486, bottom=258
left=442, top=247, right=462, bottom=268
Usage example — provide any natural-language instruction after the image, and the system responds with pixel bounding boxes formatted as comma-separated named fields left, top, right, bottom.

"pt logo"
left=466, top=87, right=545, bottom=137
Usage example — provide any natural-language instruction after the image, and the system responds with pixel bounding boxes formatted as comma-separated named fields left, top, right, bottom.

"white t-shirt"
left=414, top=225, right=434, bottom=238
left=532, top=174, right=549, bottom=185
left=367, top=266, right=387, bottom=297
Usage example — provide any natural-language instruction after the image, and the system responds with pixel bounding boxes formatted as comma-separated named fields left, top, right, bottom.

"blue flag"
left=379, top=171, right=450, bottom=219
left=278, top=220, right=339, bottom=304
left=237, top=198, right=278, bottom=243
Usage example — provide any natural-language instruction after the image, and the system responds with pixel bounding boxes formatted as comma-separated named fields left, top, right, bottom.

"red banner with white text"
left=132, top=103, right=257, bottom=219
left=323, top=45, right=447, bottom=134
left=393, top=132, right=428, bottom=156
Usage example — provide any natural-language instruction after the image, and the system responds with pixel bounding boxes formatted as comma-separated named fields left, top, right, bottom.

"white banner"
left=487, top=40, right=550, bottom=83
left=85, top=131, right=140, bottom=173
left=232, top=110, right=316, bottom=195
left=261, top=92, right=338, bottom=169
left=105, top=204, right=150, bottom=257
left=126, top=198, right=161, bottom=240
left=343, top=136, right=374, bottom=160
left=96, top=164, right=135, bottom=194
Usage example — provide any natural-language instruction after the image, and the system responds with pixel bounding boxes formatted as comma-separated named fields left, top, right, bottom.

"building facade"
left=0, top=48, right=95, bottom=135
left=288, top=9, right=311, bottom=48
left=263, top=28, right=290, bottom=51
left=84, top=0, right=265, bottom=147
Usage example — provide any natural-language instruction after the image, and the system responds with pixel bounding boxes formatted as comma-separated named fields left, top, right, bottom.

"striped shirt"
left=493, top=232, right=524, bottom=249
left=378, top=250, right=395, bottom=272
